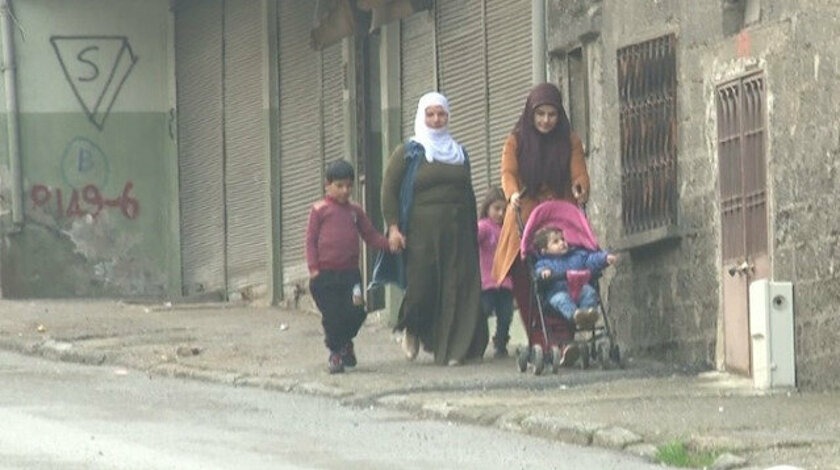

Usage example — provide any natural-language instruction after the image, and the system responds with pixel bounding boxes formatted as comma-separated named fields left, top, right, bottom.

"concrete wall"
left=547, top=0, right=840, bottom=388
left=763, top=5, right=840, bottom=389
left=0, top=0, right=179, bottom=297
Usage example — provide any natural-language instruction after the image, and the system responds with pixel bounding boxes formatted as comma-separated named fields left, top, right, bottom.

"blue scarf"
left=369, top=141, right=424, bottom=290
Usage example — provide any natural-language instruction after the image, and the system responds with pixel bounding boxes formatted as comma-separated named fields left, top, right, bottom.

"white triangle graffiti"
left=50, top=36, right=139, bottom=131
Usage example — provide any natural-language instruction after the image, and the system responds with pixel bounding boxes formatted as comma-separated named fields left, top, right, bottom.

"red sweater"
left=305, top=196, right=389, bottom=274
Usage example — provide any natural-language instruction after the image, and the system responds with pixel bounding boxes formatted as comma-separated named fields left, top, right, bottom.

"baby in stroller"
left=532, top=226, right=617, bottom=329
left=516, top=200, right=621, bottom=374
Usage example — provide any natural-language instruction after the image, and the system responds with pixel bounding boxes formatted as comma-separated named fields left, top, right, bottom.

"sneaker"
left=328, top=351, right=344, bottom=374
left=558, top=343, right=580, bottom=367
left=402, top=330, right=419, bottom=361
left=340, top=341, right=357, bottom=367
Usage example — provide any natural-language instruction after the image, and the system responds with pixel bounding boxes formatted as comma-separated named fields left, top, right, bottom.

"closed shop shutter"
left=400, top=12, right=435, bottom=140
left=435, top=0, right=490, bottom=199
left=486, top=0, right=532, bottom=189
left=321, top=43, right=345, bottom=164
left=223, top=0, right=269, bottom=292
left=279, top=1, right=322, bottom=280
left=174, top=0, right=225, bottom=296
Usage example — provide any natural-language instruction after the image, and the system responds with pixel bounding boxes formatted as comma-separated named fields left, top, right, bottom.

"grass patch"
left=656, top=440, right=720, bottom=468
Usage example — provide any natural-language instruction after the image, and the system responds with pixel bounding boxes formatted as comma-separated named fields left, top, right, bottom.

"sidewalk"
left=0, top=299, right=837, bottom=470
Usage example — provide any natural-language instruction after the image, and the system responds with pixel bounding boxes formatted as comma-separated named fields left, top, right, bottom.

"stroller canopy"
left=520, top=200, right=599, bottom=257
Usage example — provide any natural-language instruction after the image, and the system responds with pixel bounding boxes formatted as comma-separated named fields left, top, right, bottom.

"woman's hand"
left=572, top=183, right=588, bottom=205
left=388, top=224, right=406, bottom=252
left=509, top=191, right=521, bottom=208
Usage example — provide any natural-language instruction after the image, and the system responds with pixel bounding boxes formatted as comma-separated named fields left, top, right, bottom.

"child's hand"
left=606, top=254, right=618, bottom=265
left=540, top=269, right=551, bottom=279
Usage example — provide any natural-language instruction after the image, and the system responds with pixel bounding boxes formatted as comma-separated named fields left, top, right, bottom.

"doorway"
left=716, top=73, right=769, bottom=375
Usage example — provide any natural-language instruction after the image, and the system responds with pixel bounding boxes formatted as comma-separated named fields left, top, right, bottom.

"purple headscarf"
left=512, top=83, right=572, bottom=197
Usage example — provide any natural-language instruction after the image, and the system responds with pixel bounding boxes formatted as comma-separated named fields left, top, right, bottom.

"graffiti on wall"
left=61, top=137, right=109, bottom=188
left=30, top=181, right=139, bottom=220
left=50, top=36, right=139, bottom=131
left=30, top=137, right=140, bottom=220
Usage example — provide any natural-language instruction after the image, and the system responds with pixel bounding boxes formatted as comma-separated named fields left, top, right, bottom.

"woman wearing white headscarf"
left=380, top=91, right=487, bottom=366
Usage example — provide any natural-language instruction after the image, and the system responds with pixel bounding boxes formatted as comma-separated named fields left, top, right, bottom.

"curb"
left=0, top=336, right=763, bottom=469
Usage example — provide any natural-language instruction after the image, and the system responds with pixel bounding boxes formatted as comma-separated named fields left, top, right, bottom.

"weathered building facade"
left=0, top=0, right=182, bottom=297
left=1, top=0, right=838, bottom=389
left=545, top=0, right=840, bottom=389
left=0, top=0, right=539, bottom=306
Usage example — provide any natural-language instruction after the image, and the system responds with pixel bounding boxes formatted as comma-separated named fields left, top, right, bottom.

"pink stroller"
left=515, top=200, right=621, bottom=375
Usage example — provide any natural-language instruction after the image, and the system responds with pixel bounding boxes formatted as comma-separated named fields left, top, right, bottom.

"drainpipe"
left=532, top=0, right=546, bottom=84
left=1, top=0, right=22, bottom=229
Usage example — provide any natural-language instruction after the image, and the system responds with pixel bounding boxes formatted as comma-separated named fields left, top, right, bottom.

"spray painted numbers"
left=30, top=182, right=139, bottom=220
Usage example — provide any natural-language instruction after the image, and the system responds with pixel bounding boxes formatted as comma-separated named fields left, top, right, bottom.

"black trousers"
left=309, top=269, right=367, bottom=353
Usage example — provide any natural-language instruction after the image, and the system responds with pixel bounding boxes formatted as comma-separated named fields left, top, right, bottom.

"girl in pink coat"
left=477, top=187, right=514, bottom=357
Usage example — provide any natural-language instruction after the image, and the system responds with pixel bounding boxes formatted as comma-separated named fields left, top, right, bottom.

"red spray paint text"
left=30, top=182, right=140, bottom=220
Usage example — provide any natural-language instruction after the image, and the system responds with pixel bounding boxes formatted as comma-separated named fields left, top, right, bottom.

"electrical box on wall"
left=749, top=279, right=796, bottom=389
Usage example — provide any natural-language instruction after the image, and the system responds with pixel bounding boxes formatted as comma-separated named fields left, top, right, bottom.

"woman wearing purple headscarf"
left=491, top=83, right=591, bottom=346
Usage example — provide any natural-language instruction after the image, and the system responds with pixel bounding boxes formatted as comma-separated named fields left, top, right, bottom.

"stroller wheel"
left=550, top=345, right=562, bottom=374
left=516, top=346, right=529, bottom=373
left=580, top=344, right=590, bottom=370
left=532, top=344, right=545, bottom=376
left=597, top=343, right=610, bottom=370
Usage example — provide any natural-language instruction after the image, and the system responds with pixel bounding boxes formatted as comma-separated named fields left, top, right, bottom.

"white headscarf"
left=410, top=92, right=465, bottom=165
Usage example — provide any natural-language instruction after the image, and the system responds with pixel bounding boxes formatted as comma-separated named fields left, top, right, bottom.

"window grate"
left=617, top=34, right=678, bottom=236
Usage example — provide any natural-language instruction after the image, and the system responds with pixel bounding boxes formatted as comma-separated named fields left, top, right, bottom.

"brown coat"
left=491, top=132, right=590, bottom=284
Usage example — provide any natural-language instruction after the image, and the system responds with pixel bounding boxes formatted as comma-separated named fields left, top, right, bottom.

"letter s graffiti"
left=77, top=46, right=100, bottom=82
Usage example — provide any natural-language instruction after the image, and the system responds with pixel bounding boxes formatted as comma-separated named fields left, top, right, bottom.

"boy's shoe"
left=558, top=343, right=580, bottom=367
left=402, top=330, right=419, bottom=361
left=340, top=341, right=357, bottom=367
left=328, top=352, right=344, bottom=374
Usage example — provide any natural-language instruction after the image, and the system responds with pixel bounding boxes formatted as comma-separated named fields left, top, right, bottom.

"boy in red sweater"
left=306, top=160, right=391, bottom=374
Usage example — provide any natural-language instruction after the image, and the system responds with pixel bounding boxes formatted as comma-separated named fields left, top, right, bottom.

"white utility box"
left=749, top=279, right=796, bottom=389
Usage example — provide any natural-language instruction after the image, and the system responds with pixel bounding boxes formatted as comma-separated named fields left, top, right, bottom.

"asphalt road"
left=0, top=351, right=670, bottom=470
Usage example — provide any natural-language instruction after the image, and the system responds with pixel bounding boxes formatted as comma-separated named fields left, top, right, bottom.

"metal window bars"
left=617, top=34, right=678, bottom=236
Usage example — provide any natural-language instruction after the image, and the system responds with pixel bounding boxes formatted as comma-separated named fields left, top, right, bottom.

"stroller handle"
left=514, top=186, right=528, bottom=235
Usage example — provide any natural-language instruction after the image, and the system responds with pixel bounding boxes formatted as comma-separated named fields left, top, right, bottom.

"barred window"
left=616, top=34, right=678, bottom=243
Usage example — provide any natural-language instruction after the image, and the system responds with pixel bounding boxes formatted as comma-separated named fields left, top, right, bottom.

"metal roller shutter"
left=223, top=0, right=269, bottom=293
left=435, top=0, right=490, bottom=200
left=174, top=0, right=225, bottom=297
left=279, top=1, right=322, bottom=280
left=486, top=0, right=532, bottom=189
left=400, top=12, right=435, bottom=140
left=321, top=42, right=345, bottom=164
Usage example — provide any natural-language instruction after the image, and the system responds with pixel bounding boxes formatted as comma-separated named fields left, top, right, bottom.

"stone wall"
left=546, top=0, right=840, bottom=388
